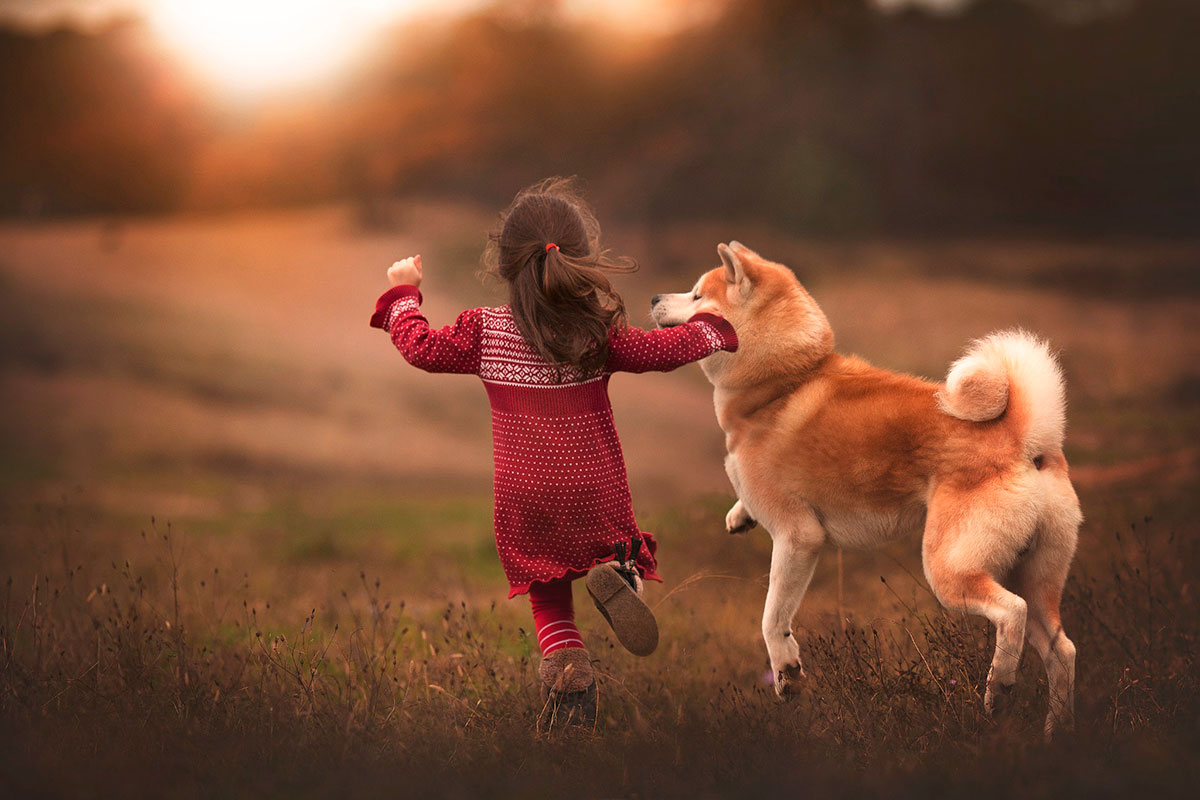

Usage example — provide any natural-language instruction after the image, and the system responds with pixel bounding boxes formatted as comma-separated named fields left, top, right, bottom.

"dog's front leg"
left=725, top=499, right=757, bottom=535
left=763, top=510, right=823, bottom=697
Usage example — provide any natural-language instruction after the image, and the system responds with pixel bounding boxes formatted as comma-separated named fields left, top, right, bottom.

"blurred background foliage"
left=1, top=0, right=1196, bottom=236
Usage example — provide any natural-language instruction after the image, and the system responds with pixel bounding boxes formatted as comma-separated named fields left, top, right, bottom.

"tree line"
left=1, top=0, right=1196, bottom=236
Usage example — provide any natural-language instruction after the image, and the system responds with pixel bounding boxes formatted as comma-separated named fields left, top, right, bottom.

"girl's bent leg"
left=586, top=562, right=659, bottom=657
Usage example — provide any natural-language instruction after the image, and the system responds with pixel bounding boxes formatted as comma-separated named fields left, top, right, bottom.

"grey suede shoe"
left=537, top=648, right=597, bottom=732
left=586, top=562, right=659, bottom=657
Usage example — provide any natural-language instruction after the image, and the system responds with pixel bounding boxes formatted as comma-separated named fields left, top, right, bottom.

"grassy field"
left=1, top=203, right=1197, bottom=797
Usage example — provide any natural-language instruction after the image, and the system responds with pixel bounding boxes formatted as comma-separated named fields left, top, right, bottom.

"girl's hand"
left=387, top=255, right=423, bottom=287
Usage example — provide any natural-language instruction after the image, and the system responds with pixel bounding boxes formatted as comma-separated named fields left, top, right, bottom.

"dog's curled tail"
left=937, top=329, right=1066, bottom=457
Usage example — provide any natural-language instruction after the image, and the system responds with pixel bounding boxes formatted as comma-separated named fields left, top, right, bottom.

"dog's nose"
left=651, top=294, right=662, bottom=307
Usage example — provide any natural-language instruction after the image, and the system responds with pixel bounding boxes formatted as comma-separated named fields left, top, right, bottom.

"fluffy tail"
left=937, top=329, right=1066, bottom=458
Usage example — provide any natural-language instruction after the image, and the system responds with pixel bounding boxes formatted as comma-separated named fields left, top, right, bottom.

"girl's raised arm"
left=605, top=313, right=738, bottom=374
left=371, top=285, right=483, bottom=375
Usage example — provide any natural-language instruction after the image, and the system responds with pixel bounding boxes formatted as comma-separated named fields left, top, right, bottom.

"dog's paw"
left=1043, top=710, right=1075, bottom=743
left=725, top=501, right=758, bottom=535
left=773, top=663, right=806, bottom=698
left=728, top=518, right=757, bottom=535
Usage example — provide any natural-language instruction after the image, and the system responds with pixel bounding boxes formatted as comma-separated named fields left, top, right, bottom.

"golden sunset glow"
left=148, top=0, right=415, bottom=96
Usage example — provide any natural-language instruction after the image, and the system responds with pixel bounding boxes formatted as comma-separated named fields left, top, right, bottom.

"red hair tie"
left=545, top=243, right=559, bottom=252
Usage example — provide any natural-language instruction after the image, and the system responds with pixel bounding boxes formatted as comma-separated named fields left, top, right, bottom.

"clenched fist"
left=387, top=255, right=423, bottom=287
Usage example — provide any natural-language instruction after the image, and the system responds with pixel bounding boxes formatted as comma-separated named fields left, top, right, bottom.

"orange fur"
left=652, top=241, right=1082, bottom=738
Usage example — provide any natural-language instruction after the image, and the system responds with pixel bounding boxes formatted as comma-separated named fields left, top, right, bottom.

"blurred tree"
left=0, top=18, right=208, bottom=217
left=0, top=0, right=1196, bottom=235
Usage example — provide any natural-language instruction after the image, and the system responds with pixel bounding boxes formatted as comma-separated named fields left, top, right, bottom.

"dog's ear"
left=719, top=242, right=754, bottom=296
left=718, top=242, right=747, bottom=285
left=729, top=240, right=762, bottom=262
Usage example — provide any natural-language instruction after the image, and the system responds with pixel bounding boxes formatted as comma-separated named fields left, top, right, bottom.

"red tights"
left=527, top=577, right=584, bottom=655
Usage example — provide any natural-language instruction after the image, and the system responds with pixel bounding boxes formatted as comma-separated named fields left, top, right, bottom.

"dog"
left=651, top=241, right=1081, bottom=738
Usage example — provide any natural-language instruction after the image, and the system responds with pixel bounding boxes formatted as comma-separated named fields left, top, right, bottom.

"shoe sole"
left=586, top=564, right=659, bottom=656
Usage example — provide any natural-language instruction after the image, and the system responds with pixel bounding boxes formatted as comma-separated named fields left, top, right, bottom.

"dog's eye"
left=692, top=292, right=701, bottom=301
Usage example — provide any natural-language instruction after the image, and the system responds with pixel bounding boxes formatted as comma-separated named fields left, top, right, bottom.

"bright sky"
left=0, top=0, right=971, bottom=30
left=0, top=0, right=970, bottom=98
left=147, top=1, right=451, bottom=96
left=0, top=1, right=483, bottom=97
left=0, top=0, right=463, bottom=28
left=0, top=0, right=729, bottom=98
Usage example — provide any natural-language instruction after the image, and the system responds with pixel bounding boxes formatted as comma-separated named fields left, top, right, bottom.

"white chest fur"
left=725, top=449, right=925, bottom=550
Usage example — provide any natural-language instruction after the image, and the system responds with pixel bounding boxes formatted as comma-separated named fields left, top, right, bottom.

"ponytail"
left=485, top=178, right=635, bottom=378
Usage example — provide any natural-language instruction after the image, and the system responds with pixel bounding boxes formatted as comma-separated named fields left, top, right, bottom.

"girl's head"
left=486, top=177, right=635, bottom=377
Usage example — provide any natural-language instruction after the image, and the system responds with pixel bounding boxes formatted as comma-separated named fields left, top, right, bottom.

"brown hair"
left=484, top=177, right=636, bottom=378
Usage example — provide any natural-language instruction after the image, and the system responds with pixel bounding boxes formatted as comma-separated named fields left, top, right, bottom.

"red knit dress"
left=371, top=284, right=738, bottom=598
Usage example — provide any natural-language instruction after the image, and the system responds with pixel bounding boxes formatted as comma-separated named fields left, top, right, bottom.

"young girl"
left=370, top=178, right=737, bottom=725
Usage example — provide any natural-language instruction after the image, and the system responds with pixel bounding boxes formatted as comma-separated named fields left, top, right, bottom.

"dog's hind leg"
left=927, top=565, right=1028, bottom=716
left=923, top=495, right=1030, bottom=717
left=762, top=507, right=823, bottom=697
left=1011, top=476, right=1081, bottom=739
left=1018, top=573, right=1076, bottom=739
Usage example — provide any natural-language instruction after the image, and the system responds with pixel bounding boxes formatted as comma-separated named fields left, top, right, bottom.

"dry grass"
left=1, top=206, right=1197, bottom=797
left=1, top=508, right=1195, bottom=797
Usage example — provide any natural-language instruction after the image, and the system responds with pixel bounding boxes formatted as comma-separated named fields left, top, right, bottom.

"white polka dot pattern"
left=389, top=300, right=483, bottom=375
left=604, top=315, right=737, bottom=374
left=377, top=293, right=738, bottom=596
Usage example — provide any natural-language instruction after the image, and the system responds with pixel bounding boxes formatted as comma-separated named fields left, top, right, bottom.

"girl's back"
left=370, top=177, right=737, bottom=727
left=372, top=283, right=736, bottom=597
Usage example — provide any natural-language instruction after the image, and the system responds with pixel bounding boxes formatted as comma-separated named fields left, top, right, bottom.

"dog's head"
left=650, top=241, right=833, bottom=385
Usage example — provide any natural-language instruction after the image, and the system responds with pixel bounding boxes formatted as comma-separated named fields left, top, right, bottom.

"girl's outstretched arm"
left=605, top=313, right=738, bottom=374
left=370, top=285, right=483, bottom=375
